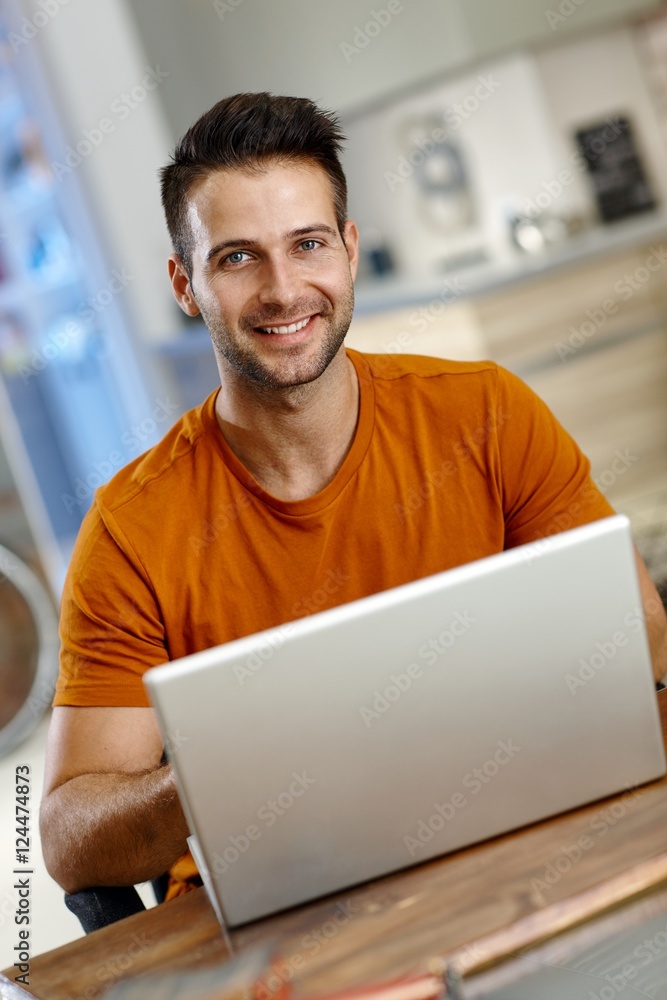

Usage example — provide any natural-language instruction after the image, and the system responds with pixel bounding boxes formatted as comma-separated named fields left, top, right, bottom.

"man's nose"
left=257, top=257, right=302, bottom=307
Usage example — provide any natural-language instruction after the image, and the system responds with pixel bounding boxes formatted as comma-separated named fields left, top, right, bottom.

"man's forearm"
left=646, top=593, right=667, bottom=685
left=40, top=764, right=190, bottom=895
left=632, top=549, right=667, bottom=685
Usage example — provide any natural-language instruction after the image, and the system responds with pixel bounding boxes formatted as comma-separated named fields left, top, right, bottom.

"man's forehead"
left=185, top=160, right=337, bottom=240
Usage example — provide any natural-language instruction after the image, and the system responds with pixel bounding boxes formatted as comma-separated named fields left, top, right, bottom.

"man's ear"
left=168, top=254, right=200, bottom=317
left=343, top=220, right=360, bottom=282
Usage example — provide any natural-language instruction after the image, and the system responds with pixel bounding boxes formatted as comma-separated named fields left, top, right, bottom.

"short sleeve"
left=53, top=501, right=169, bottom=707
left=495, top=367, right=615, bottom=549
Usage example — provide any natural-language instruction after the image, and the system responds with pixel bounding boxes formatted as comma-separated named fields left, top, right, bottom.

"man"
left=40, top=93, right=667, bottom=902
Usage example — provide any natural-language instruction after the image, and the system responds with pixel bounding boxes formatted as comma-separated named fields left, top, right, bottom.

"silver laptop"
left=144, top=514, right=666, bottom=927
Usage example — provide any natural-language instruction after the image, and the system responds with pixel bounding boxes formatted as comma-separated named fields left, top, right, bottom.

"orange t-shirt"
left=54, top=350, right=614, bottom=895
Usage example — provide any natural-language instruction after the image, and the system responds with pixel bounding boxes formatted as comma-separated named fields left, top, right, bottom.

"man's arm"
left=634, top=547, right=667, bottom=685
left=40, top=706, right=190, bottom=895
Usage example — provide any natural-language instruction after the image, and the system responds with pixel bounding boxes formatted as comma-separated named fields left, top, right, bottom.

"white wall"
left=462, top=0, right=661, bottom=57
left=125, top=0, right=475, bottom=130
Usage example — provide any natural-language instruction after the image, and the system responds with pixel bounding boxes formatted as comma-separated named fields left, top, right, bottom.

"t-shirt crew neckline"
left=201, top=349, right=375, bottom=517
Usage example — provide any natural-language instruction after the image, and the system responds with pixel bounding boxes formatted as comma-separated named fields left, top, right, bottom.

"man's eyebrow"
left=287, top=225, right=339, bottom=240
left=204, top=225, right=339, bottom=267
left=205, top=238, right=259, bottom=266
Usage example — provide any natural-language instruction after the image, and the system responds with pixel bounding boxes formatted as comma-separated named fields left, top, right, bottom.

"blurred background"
left=1, top=0, right=667, bottom=958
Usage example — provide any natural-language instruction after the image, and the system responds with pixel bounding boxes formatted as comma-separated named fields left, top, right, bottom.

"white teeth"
left=260, top=317, right=311, bottom=335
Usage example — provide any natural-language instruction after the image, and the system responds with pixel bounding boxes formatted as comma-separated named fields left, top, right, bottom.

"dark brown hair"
left=160, top=92, right=348, bottom=279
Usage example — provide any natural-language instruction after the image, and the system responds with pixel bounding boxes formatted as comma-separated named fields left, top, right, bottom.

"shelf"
left=354, top=210, right=667, bottom=315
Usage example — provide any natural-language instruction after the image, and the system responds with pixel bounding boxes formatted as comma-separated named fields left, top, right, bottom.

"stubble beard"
left=203, top=284, right=355, bottom=391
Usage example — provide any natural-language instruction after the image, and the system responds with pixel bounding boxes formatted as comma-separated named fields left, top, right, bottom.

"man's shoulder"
left=95, top=389, right=218, bottom=515
left=349, top=349, right=500, bottom=384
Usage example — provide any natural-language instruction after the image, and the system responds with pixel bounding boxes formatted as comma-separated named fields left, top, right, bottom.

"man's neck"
left=213, top=350, right=360, bottom=501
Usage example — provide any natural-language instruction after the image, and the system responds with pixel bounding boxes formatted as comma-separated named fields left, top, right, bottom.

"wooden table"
left=4, top=690, right=667, bottom=999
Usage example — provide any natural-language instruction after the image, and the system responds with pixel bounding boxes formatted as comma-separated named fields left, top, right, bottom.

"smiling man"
left=40, top=93, right=667, bottom=909
left=169, top=157, right=361, bottom=501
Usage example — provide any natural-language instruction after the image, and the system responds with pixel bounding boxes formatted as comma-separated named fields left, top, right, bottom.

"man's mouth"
left=255, top=316, right=314, bottom=335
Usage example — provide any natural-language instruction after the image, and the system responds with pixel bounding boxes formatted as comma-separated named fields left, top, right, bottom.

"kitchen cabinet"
left=348, top=239, right=667, bottom=524
left=472, top=244, right=667, bottom=507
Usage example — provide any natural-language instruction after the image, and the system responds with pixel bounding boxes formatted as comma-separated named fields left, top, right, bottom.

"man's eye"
left=300, top=240, right=319, bottom=251
left=225, top=251, right=250, bottom=265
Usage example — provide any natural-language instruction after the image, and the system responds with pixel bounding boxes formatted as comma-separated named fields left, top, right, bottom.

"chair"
left=65, top=874, right=171, bottom=934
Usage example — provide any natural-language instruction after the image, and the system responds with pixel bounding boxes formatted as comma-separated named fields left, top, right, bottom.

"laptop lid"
left=144, top=514, right=666, bottom=927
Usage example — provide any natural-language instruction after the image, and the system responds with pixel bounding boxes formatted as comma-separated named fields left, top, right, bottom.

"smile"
left=257, top=316, right=314, bottom=335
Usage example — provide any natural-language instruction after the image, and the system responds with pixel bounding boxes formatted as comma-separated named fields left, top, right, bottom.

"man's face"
left=171, top=159, right=359, bottom=390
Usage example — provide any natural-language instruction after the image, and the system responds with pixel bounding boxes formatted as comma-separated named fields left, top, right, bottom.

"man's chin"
left=214, top=335, right=347, bottom=391
left=241, top=356, right=338, bottom=391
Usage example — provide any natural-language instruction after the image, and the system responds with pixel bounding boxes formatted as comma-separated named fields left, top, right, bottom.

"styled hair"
left=160, top=92, right=348, bottom=278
